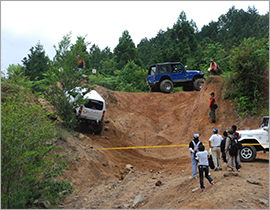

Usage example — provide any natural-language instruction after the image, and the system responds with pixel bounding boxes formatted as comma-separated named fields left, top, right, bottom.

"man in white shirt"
left=209, top=128, right=223, bottom=171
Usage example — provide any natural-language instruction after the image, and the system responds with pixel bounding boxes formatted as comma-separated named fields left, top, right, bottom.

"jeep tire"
left=193, top=78, right=204, bottom=91
left=240, top=145, right=257, bottom=162
left=160, top=79, right=173, bottom=93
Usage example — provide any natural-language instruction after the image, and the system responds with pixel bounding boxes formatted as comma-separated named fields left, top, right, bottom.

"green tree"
left=70, top=35, right=90, bottom=71
left=115, top=60, right=148, bottom=92
left=114, top=30, right=141, bottom=69
left=22, top=41, right=51, bottom=92
left=196, top=21, right=219, bottom=43
left=1, top=69, right=72, bottom=209
left=87, top=44, right=102, bottom=72
left=169, top=11, right=198, bottom=63
left=198, top=42, right=230, bottom=74
left=87, top=44, right=113, bottom=75
left=5, top=64, right=25, bottom=81
left=22, top=41, right=51, bottom=81
left=224, top=37, right=269, bottom=115
left=42, top=32, right=92, bottom=131
left=137, top=37, right=154, bottom=69
left=100, top=55, right=118, bottom=76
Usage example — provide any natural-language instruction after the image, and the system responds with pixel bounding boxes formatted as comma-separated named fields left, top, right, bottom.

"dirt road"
left=57, top=76, right=269, bottom=209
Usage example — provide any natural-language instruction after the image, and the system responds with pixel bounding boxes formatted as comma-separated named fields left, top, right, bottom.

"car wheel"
left=193, top=78, right=204, bottom=91
left=160, top=80, right=173, bottom=93
left=240, top=145, right=257, bottom=162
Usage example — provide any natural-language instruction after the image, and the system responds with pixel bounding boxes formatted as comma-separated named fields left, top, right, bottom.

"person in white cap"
left=189, top=133, right=203, bottom=179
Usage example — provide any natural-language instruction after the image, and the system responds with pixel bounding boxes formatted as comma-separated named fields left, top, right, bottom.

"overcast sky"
left=1, top=1, right=269, bottom=73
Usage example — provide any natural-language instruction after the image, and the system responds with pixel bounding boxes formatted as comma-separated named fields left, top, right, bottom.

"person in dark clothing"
left=220, top=131, right=228, bottom=171
left=232, top=125, right=241, bottom=171
left=189, top=133, right=203, bottom=179
left=209, top=92, right=216, bottom=123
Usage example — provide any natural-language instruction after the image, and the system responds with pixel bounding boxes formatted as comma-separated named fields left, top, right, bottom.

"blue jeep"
left=146, top=62, right=205, bottom=93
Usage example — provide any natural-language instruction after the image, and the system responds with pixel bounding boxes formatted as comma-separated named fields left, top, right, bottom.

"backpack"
left=235, top=134, right=243, bottom=150
left=192, top=140, right=201, bottom=157
left=228, top=136, right=238, bottom=156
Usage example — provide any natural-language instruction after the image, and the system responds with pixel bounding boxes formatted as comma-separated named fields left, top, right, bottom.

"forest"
left=1, top=6, right=269, bottom=208
left=3, top=6, right=269, bottom=118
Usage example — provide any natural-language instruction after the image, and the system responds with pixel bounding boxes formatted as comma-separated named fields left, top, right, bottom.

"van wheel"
left=240, top=145, right=256, bottom=162
left=160, top=80, right=173, bottom=93
left=93, top=121, right=103, bottom=134
left=193, top=78, right=204, bottom=91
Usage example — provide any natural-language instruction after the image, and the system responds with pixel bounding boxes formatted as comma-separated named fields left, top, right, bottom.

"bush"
left=198, top=42, right=231, bottom=74
left=224, top=37, right=269, bottom=115
left=115, top=60, right=148, bottom=92
left=1, top=72, right=73, bottom=208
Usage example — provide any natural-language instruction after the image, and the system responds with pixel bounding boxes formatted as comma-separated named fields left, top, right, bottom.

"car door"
left=170, top=63, right=189, bottom=82
left=147, top=65, right=157, bottom=84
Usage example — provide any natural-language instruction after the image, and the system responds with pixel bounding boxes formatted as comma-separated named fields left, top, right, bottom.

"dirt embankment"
left=55, top=76, right=268, bottom=209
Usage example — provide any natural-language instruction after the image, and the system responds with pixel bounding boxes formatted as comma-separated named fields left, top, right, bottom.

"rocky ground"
left=49, top=76, right=268, bottom=209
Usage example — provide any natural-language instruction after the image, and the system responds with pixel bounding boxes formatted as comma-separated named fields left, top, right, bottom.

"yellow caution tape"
left=93, top=143, right=269, bottom=151
left=94, top=144, right=189, bottom=150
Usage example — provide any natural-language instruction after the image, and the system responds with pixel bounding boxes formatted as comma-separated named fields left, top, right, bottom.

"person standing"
left=209, top=92, right=216, bottom=123
left=209, top=128, right=223, bottom=171
left=232, top=125, right=242, bottom=171
left=77, top=55, right=85, bottom=70
left=225, top=129, right=236, bottom=171
left=189, top=133, right=203, bottom=179
left=220, top=131, right=228, bottom=171
left=196, top=144, right=214, bottom=192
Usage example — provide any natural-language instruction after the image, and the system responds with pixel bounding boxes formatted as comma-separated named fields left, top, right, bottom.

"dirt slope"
left=56, top=76, right=268, bottom=209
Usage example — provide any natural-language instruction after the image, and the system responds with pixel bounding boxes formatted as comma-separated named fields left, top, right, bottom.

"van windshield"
left=85, top=99, right=103, bottom=110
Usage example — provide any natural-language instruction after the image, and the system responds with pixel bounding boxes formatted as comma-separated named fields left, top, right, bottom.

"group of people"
left=189, top=125, right=242, bottom=192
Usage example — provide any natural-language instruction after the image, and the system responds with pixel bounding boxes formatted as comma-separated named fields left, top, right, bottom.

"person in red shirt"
left=209, top=92, right=216, bottom=123
left=77, top=56, right=84, bottom=69
left=208, top=59, right=220, bottom=75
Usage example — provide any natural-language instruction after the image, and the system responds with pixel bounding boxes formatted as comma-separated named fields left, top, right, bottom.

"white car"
left=238, top=116, right=269, bottom=162
left=66, top=87, right=106, bottom=134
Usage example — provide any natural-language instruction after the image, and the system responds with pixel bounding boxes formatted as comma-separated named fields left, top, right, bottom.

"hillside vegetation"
left=1, top=5, right=269, bottom=208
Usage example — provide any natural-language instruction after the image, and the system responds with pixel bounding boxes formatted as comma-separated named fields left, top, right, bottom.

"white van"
left=67, top=87, right=106, bottom=134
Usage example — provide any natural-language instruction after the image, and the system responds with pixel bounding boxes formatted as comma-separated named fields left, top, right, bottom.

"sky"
left=1, top=1, right=269, bottom=73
